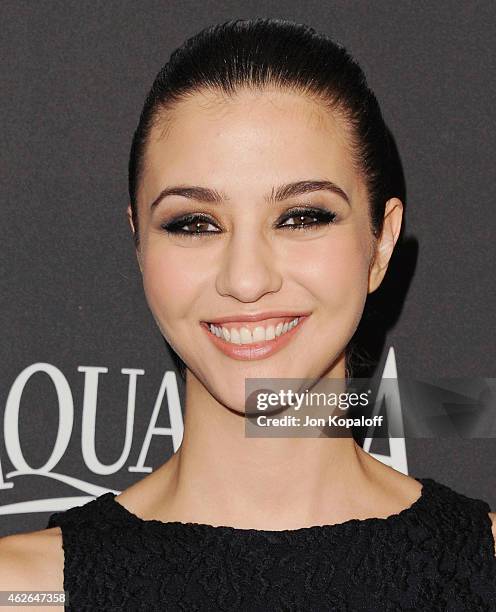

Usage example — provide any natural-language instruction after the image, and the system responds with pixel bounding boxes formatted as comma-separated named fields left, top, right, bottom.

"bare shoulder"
left=488, top=511, right=496, bottom=557
left=0, top=527, right=64, bottom=609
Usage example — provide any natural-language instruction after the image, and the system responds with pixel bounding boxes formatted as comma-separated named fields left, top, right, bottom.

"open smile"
left=200, top=314, right=310, bottom=361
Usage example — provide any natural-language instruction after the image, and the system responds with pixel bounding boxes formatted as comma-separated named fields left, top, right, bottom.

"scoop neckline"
left=105, top=476, right=433, bottom=538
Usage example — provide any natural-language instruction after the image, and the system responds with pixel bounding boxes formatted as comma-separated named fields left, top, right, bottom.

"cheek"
left=288, top=230, right=370, bottom=310
left=141, top=246, right=198, bottom=323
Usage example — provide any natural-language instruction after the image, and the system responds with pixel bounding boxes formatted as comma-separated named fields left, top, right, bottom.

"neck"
left=149, top=362, right=389, bottom=530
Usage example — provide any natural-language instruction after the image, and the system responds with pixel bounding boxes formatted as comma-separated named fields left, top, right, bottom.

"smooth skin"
left=1, top=87, right=494, bottom=608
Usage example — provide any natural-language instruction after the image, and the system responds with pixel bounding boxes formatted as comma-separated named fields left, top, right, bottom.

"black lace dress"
left=47, top=476, right=496, bottom=611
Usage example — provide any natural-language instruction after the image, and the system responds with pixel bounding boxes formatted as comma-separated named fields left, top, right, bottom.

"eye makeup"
left=159, top=205, right=339, bottom=239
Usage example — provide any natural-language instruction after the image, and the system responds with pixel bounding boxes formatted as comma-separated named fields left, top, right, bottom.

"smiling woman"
left=130, top=88, right=388, bottom=396
left=1, top=17, right=495, bottom=611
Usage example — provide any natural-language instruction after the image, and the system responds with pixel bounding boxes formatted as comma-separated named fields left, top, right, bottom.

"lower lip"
left=200, top=316, right=309, bottom=361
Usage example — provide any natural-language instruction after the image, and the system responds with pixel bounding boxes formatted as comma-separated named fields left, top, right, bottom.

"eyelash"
left=160, top=206, right=338, bottom=238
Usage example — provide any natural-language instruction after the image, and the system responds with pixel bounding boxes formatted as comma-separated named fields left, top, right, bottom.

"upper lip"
left=203, top=311, right=311, bottom=324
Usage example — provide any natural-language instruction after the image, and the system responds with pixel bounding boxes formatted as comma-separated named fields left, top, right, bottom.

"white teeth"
left=230, top=328, right=241, bottom=344
left=239, top=327, right=252, bottom=344
left=252, top=326, right=266, bottom=342
left=207, top=317, right=301, bottom=345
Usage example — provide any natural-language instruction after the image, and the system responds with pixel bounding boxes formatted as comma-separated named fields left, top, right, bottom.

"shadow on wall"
left=348, top=126, right=418, bottom=379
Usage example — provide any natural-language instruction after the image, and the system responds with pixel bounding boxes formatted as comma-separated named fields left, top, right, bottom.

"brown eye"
left=161, top=214, right=221, bottom=237
left=183, top=220, right=217, bottom=233
left=282, top=214, right=319, bottom=228
left=278, top=207, right=337, bottom=231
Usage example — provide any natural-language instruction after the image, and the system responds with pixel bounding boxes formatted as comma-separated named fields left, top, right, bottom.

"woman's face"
left=130, top=87, right=388, bottom=411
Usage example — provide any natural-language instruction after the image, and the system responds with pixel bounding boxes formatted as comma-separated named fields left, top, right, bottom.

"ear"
left=368, top=197, right=403, bottom=294
left=126, top=204, right=143, bottom=273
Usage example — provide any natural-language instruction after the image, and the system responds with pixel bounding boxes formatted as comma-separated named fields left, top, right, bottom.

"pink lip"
left=204, top=311, right=311, bottom=325
left=200, top=315, right=309, bottom=361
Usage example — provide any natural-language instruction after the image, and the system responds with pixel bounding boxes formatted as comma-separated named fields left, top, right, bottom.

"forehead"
left=141, top=87, right=364, bottom=206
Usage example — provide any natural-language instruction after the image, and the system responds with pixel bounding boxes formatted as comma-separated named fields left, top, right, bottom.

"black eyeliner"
left=161, top=212, right=218, bottom=235
left=160, top=205, right=337, bottom=236
left=276, top=206, right=337, bottom=229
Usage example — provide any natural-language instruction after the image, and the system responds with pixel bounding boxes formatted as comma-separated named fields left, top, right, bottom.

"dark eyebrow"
left=149, top=179, right=351, bottom=210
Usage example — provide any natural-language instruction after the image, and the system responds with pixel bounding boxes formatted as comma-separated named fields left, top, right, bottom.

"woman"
left=1, top=18, right=495, bottom=611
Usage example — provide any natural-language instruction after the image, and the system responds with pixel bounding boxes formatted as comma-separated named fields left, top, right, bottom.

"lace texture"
left=47, top=477, right=496, bottom=611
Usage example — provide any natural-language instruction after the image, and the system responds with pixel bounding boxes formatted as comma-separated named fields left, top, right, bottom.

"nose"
left=215, top=229, right=283, bottom=302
